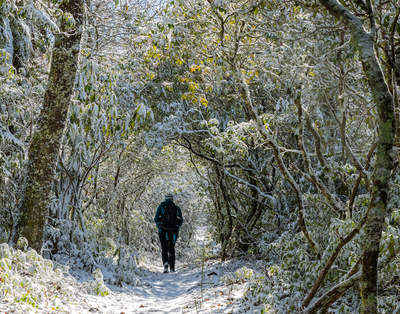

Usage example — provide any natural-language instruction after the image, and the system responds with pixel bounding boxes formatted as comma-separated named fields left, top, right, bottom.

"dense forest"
left=1, top=0, right=400, bottom=312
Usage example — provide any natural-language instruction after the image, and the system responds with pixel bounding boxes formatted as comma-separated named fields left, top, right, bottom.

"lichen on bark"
left=315, top=0, right=395, bottom=313
left=10, top=0, right=85, bottom=253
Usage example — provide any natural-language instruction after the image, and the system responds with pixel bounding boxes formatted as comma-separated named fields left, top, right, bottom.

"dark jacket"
left=154, top=200, right=183, bottom=233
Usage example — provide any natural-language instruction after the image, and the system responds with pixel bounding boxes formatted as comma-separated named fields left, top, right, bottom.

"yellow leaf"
left=201, top=98, right=208, bottom=107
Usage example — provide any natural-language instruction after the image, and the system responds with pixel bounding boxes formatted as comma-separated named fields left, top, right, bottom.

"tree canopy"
left=1, top=0, right=400, bottom=312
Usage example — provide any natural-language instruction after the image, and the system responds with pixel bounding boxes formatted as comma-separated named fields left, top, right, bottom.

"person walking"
left=154, top=193, right=183, bottom=273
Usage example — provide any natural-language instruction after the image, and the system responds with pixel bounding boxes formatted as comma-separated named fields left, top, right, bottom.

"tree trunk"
left=10, top=0, right=85, bottom=252
left=311, top=0, right=395, bottom=313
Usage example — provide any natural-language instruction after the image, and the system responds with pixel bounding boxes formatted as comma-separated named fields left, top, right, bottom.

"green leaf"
left=388, top=237, right=395, bottom=256
left=217, top=6, right=226, bottom=13
left=84, top=84, right=92, bottom=92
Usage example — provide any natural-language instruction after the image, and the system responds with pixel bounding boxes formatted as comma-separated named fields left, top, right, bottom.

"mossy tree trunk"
left=311, top=0, right=395, bottom=313
left=10, top=0, right=85, bottom=252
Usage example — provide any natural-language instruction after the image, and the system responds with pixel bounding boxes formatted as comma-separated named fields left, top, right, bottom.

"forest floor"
left=1, top=228, right=262, bottom=314
left=1, top=257, right=260, bottom=314
left=69, top=258, right=259, bottom=314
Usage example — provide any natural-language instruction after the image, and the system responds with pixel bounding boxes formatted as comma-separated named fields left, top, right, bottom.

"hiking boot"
left=163, top=262, right=169, bottom=273
left=170, top=268, right=175, bottom=273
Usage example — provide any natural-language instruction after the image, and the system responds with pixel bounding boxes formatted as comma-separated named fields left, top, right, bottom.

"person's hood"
left=161, top=199, right=174, bottom=207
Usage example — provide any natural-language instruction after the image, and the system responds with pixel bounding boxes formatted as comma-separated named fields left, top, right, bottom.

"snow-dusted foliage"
left=0, top=240, right=111, bottom=313
left=1, top=0, right=400, bottom=312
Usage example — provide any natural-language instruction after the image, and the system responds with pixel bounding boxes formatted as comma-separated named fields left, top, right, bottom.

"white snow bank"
left=0, top=239, right=110, bottom=313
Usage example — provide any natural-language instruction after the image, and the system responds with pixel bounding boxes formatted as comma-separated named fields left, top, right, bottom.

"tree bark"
left=10, top=0, right=85, bottom=252
left=314, top=0, right=395, bottom=313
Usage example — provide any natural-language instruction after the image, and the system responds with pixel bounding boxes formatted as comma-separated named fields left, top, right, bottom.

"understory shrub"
left=0, top=239, right=110, bottom=313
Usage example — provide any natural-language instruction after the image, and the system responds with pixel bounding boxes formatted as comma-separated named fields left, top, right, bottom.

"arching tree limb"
left=301, top=272, right=362, bottom=314
left=301, top=206, right=367, bottom=308
left=309, top=257, right=362, bottom=314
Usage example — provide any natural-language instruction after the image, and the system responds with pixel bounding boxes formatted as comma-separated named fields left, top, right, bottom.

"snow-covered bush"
left=87, top=268, right=110, bottom=296
left=0, top=240, right=111, bottom=313
left=221, top=267, right=257, bottom=286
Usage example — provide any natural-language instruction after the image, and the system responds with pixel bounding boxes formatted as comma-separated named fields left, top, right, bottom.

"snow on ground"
left=71, top=259, right=260, bottom=314
left=1, top=258, right=259, bottom=314
left=1, top=230, right=263, bottom=314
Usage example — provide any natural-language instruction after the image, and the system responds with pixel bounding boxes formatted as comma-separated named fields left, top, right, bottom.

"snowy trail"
left=74, top=228, right=259, bottom=314
left=1, top=230, right=260, bottom=314
left=81, top=261, right=228, bottom=314
left=1, top=251, right=259, bottom=314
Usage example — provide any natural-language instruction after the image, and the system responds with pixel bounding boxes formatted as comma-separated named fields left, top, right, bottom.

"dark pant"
left=159, top=229, right=178, bottom=270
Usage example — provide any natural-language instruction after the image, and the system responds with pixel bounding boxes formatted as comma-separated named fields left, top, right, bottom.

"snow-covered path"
left=1, top=230, right=261, bottom=314
left=1, top=253, right=261, bottom=314
left=82, top=261, right=226, bottom=314
left=71, top=228, right=262, bottom=314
